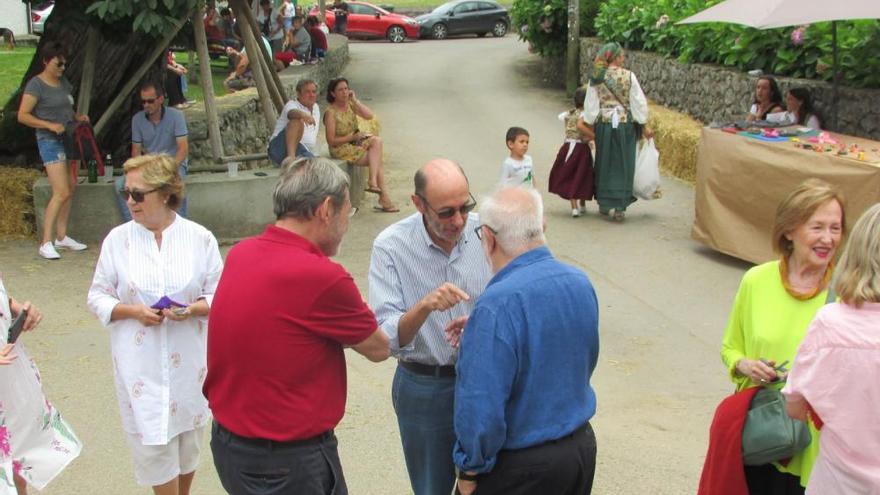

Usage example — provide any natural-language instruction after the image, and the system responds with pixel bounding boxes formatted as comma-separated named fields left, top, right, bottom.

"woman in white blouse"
left=87, top=154, right=223, bottom=495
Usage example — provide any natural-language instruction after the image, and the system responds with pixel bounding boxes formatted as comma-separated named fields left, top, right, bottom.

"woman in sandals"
left=583, top=42, right=651, bottom=222
left=324, top=77, right=398, bottom=213
left=18, top=41, right=90, bottom=259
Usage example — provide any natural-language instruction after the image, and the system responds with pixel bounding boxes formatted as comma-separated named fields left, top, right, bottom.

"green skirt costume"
left=594, top=121, right=638, bottom=213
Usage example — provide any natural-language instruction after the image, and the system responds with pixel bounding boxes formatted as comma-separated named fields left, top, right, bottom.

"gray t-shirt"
left=131, top=107, right=188, bottom=158
left=293, top=27, right=311, bottom=59
left=24, top=76, right=75, bottom=141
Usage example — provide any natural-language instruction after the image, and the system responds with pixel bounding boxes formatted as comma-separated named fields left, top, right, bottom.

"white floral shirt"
left=87, top=216, right=223, bottom=446
left=0, top=277, right=81, bottom=491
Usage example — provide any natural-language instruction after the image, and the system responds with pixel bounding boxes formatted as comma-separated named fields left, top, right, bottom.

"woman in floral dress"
left=324, top=77, right=398, bottom=212
left=87, top=154, right=223, bottom=495
left=0, top=276, right=81, bottom=495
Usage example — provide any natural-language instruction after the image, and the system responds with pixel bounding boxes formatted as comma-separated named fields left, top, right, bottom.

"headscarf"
left=588, top=42, right=623, bottom=85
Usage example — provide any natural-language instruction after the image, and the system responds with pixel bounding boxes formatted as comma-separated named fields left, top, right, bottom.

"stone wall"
left=579, top=38, right=880, bottom=140
left=184, top=34, right=350, bottom=167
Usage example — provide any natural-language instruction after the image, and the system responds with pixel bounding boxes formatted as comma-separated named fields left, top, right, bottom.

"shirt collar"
left=144, top=106, right=167, bottom=123
left=261, top=225, right=325, bottom=257
left=489, top=246, right=552, bottom=285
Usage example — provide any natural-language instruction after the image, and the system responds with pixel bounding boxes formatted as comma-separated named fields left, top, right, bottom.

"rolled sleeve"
left=629, top=73, right=649, bottom=124
left=368, top=244, right=415, bottom=354
left=87, top=238, right=121, bottom=327
left=453, top=305, right=515, bottom=474
left=583, top=83, right=600, bottom=124
left=198, top=233, right=224, bottom=319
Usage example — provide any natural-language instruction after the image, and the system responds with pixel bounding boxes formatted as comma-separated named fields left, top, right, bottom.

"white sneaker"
left=571, top=208, right=580, bottom=218
left=578, top=205, right=587, bottom=214
left=54, top=236, right=87, bottom=251
left=39, top=242, right=61, bottom=260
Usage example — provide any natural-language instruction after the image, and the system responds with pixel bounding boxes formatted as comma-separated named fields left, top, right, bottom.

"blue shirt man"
left=116, top=83, right=189, bottom=222
left=453, top=186, right=599, bottom=495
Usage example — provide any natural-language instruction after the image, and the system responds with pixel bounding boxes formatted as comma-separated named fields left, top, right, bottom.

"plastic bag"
left=634, top=138, right=661, bottom=200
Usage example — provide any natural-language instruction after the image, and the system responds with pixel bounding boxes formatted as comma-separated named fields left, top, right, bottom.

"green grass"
left=175, top=51, right=233, bottom=104
left=0, top=48, right=230, bottom=110
left=0, top=47, right=36, bottom=107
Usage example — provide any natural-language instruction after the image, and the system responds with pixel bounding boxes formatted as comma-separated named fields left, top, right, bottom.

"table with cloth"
left=692, top=127, right=880, bottom=263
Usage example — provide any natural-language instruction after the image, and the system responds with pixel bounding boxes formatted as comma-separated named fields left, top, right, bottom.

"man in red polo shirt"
left=204, top=157, right=389, bottom=495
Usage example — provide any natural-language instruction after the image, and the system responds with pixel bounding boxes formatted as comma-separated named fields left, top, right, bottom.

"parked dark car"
left=416, top=0, right=509, bottom=40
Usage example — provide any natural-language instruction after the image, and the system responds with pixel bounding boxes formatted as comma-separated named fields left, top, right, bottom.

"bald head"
left=414, top=158, right=468, bottom=197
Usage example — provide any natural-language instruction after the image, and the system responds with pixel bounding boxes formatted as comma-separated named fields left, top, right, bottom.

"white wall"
left=0, top=0, right=30, bottom=35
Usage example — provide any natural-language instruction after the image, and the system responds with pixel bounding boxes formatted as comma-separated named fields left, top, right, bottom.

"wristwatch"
left=456, top=468, right=479, bottom=482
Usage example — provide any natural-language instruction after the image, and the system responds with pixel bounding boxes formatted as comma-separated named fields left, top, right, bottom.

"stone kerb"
left=579, top=38, right=880, bottom=140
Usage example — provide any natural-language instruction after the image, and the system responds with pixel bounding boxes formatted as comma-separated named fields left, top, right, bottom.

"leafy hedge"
left=510, top=0, right=604, bottom=57
left=594, top=0, right=880, bottom=88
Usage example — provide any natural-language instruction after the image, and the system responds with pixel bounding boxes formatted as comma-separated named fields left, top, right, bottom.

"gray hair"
left=296, top=78, right=317, bottom=93
left=274, top=157, right=350, bottom=220
left=480, top=186, right=545, bottom=254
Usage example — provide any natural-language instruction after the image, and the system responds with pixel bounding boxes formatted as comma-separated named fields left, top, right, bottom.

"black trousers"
left=211, top=422, right=347, bottom=495
left=464, top=422, right=597, bottom=495
left=744, top=464, right=805, bottom=495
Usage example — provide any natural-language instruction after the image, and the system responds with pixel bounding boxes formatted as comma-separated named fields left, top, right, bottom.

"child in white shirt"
left=499, top=126, right=536, bottom=187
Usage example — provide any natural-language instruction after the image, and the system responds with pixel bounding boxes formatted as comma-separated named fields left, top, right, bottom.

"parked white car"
left=31, top=1, right=54, bottom=35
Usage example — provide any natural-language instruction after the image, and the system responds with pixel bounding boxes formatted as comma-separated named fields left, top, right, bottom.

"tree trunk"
left=0, top=1, right=172, bottom=167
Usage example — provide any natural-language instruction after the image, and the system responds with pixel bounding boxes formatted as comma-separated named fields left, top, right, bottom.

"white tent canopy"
left=678, top=0, right=880, bottom=29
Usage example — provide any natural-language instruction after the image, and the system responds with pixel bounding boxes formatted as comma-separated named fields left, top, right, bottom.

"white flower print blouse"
left=87, top=216, right=223, bottom=446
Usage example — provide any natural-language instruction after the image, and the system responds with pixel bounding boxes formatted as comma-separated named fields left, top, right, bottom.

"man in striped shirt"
left=369, top=159, right=492, bottom=495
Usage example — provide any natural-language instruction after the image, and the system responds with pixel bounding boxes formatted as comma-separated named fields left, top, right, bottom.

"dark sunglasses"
left=55, top=60, right=66, bottom=69
left=142, top=98, right=158, bottom=105
left=417, top=192, right=477, bottom=219
left=473, top=224, right=498, bottom=240
left=121, top=188, right=158, bottom=203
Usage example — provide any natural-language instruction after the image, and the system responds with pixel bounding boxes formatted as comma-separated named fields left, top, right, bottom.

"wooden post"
left=565, top=0, right=580, bottom=95
left=93, top=18, right=186, bottom=137
left=319, top=0, right=326, bottom=22
left=193, top=9, right=224, bottom=163
left=230, top=0, right=277, bottom=129
left=257, top=45, right=285, bottom=111
left=237, top=1, right=288, bottom=105
left=77, top=27, right=99, bottom=117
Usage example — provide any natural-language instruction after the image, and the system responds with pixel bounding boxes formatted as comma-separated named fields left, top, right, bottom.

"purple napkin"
left=150, top=296, right=186, bottom=310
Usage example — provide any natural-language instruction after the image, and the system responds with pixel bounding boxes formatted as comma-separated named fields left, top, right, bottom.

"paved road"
left=2, top=36, right=752, bottom=494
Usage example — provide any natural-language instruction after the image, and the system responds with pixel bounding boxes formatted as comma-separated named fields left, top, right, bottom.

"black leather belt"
left=399, top=360, right=456, bottom=378
left=214, top=421, right=333, bottom=449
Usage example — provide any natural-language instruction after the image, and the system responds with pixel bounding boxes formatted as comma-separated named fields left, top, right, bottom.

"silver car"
left=31, top=1, right=54, bottom=35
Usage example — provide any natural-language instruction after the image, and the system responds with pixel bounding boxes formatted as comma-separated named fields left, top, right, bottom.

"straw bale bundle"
left=0, top=167, right=41, bottom=238
left=647, top=103, right=702, bottom=184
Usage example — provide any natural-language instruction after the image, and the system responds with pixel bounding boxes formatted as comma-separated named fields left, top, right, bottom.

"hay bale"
left=0, top=167, right=41, bottom=239
left=648, top=103, right=702, bottom=184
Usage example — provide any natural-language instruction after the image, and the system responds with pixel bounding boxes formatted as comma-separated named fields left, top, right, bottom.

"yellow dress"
left=329, top=101, right=367, bottom=163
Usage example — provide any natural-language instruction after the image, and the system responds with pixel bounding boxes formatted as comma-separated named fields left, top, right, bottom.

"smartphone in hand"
left=7, top=309, right=27, bottom=344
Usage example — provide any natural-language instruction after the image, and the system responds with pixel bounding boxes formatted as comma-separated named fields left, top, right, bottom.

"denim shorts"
left=37, top=137, right=67, bottom=166
left=267, top=131, right=315, bottom=166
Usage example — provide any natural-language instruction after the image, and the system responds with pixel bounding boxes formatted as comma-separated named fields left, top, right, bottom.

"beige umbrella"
left=678, top=0, right=880, bottom=128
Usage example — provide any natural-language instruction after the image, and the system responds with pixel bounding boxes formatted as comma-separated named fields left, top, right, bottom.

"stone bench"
left=33, top=159, right=367, bottom=243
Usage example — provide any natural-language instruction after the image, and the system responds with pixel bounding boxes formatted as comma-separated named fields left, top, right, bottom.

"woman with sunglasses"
left=87, top=154, right=223, bottom=495
left=324, top=77, right=398, bottom=212
left=18, top=41, right=90, bottom=260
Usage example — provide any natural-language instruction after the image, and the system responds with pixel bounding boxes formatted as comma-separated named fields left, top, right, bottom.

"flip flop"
left=373, top=205, right=400, bottom=213
left=365, top=187, right=382, bottom=195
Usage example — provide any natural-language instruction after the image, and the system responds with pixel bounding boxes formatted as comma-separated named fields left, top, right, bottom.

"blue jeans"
left=392, top=365, right=456, bottom=495
left=267, top=130, right=314, bottom=167
left=116, top=161, right=188, bottom=222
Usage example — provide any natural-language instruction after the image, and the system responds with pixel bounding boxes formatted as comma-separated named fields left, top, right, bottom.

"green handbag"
left=741, top=387, right=812, bottom=466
